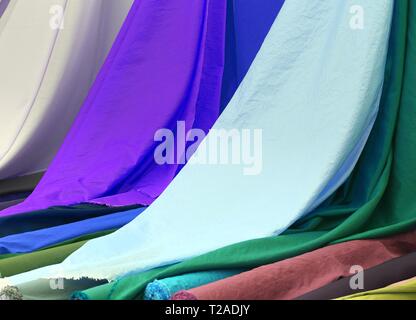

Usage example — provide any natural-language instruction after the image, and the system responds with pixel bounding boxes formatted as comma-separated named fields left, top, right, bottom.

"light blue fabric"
left=2, top=0, right=393, bottom=287
left=0, top=208, right=145, bottom=254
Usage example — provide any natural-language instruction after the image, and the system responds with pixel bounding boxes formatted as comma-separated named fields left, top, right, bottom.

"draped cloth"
left=0, top=0, right=392, bottom=291
left=0, top=208, right=145, bottom=254
left=0, top=0, right=133, bottom=180
left=1, top=0, right=227, bottom=217
left=70, top=0, right=416, bottom=300
left=172, top=232, right=416, bottom=300
left=0, top=230, right=113, bottom=278
left=0, top=204, right=140, bottom=238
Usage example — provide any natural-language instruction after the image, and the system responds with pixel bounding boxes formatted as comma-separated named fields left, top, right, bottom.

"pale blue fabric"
left=2, top=0, right=393, bottom=287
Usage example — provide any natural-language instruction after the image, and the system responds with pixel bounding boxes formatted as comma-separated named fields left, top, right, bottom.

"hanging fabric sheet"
left=1, top=0, right=227, bottom=217
left=47, top=0, right=416, bottom=300
left=0, top=0, right=133, bottom=180
left=0, top=0, right=392, bottom=288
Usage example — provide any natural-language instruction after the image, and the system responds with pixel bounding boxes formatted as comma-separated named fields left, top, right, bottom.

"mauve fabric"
left=172, top=232, right=416, bottom=300
left=0, top=0, right=9, bottom=18
left=1, top=0, right=227, bottom=217
left=297, top=251, right=416, bottom=300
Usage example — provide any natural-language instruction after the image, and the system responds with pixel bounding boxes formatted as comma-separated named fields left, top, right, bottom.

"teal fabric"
left=143, top=270, right=242, bottom=300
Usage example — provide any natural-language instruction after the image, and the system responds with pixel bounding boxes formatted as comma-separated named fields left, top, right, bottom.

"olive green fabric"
left=0, top=230, right=113, bottom=278
left=337, top=278, right=416, bottom=300
left=72, top=0, right=416, bottom=300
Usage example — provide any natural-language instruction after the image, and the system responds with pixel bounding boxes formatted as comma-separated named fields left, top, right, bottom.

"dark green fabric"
left=0, top=172, right=43, bottom=197
left=0, top=230, right=113, bottom=277
left=75, top=0, right=416, bottom=300
left=0, top=198, right=25, bottom=211
left=0, top=204, right=140, bottom=238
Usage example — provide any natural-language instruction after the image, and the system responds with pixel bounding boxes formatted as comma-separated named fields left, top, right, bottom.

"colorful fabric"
left=66, top=0, right=415, bottom=300
left=172, top=232, right=416, bottom=300
left=0, top=204, right=140, bottom=238
left=1, top=0, right=227, bottom=216
left=0, top=0, right=132, bottom=180
left=0, top=208, right=145, bottom=254
left=1, top=0, right=392, bottom=290
left=220, top=0, right=285, bottom=109
left=0, top=230, right=113, bottom=278
left=298, top=252, right=416, bottom=300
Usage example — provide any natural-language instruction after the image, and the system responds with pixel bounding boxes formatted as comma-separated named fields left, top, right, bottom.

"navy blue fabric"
left=0, top=204, right=141, bottom=238
left=0, top=208, right=146, bottom=254
left=220, top=0, right=285, bottom=110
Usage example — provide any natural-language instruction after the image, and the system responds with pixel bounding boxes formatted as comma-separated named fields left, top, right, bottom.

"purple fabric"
left=1, top=0, right=226, bottom=217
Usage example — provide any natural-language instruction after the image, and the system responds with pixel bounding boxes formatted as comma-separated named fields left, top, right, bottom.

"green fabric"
left=0, top=230, right=113, bottom=277
left=75, top=0, right=416, bottom=300
left=338, top=279, right=416, bottom=300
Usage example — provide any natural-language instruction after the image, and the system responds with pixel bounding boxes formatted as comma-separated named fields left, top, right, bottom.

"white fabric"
left=0, top=0, right=133, bottom=179
left=2, top=0, right=393, bottom=287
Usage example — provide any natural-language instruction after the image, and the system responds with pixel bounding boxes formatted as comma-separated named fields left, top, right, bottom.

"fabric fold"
left=0, top=0, right=10, bottom=18
left=1, top=0, right=392, bottom=288
left=62, top=0, right=415, bottom=300
left=298, top=251, right=416, bottom=300
left=0, top=208, right=145, bottom=254
left=171, top=232, right=416, bottom=300
left=0, top=204, right=140, bottom=238
left=0, top=0, right=133, bottom=180
left=1, top=0, right=227, bottom=217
